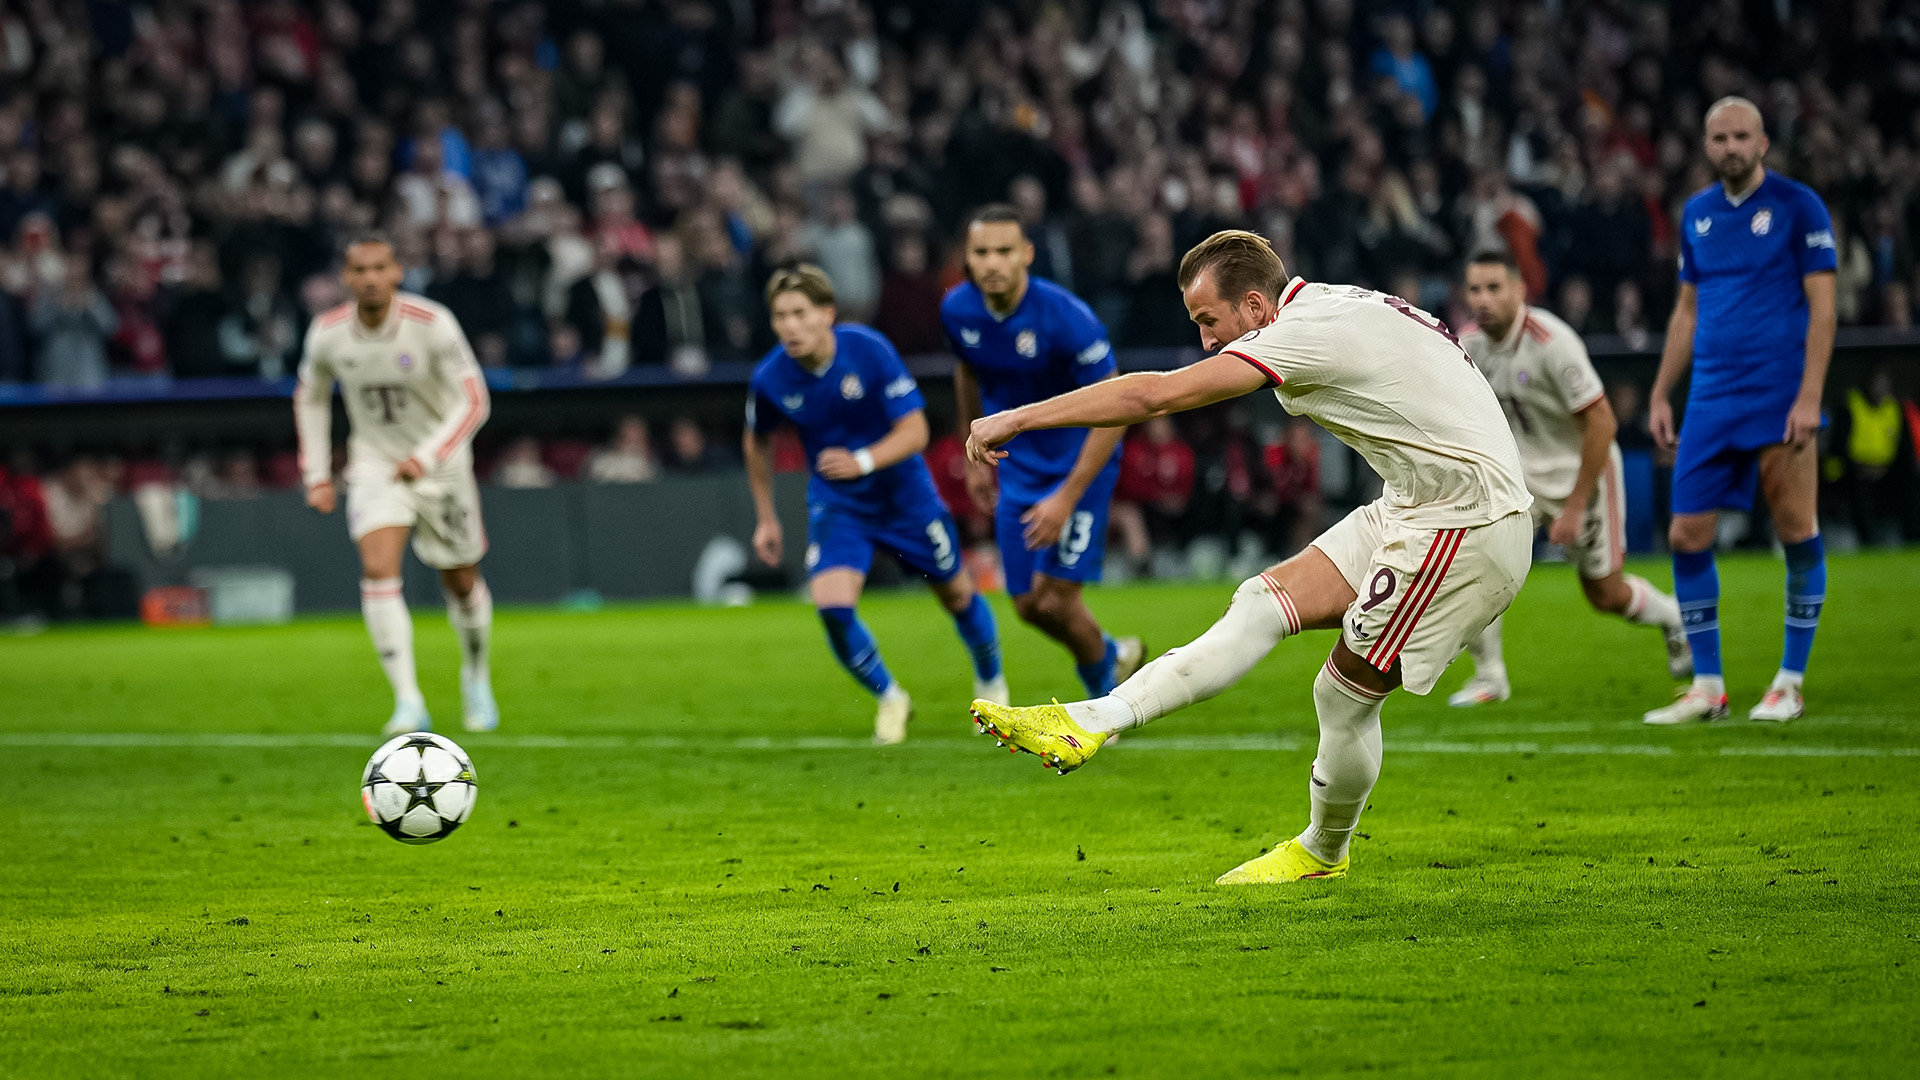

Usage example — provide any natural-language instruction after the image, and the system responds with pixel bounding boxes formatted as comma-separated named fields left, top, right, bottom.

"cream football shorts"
left=345, top=461, right=488, bottom=570
left=1312, top=501, right=1532, bottom=695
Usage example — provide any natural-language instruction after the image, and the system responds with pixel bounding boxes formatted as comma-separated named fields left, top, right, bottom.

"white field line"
left=0, top=732, right=1915, bottom=758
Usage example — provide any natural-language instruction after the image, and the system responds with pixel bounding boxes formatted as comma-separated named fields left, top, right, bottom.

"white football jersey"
left=294, top=294, right=489, bottom=487
left=1225, top=278, right=1531, bottom=529
left=1459, top=306, right=1607, bottom=502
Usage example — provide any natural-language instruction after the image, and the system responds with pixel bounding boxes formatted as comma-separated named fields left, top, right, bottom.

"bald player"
left=1454, top=249, right=1691, bottom=707
left=1645, top=97, right=1837, bottom=725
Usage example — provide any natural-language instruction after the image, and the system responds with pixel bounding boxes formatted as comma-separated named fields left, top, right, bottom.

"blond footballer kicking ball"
left=361, top=733, right=477, bottom=844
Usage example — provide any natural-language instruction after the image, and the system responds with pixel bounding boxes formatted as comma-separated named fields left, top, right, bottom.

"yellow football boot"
left=1214, top=838, right=1349, bottom=885
left=969, top=699, right=1109, bottom=774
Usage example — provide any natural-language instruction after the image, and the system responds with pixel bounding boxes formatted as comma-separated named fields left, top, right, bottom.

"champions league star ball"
left=361, top=733, right=477, bottom=844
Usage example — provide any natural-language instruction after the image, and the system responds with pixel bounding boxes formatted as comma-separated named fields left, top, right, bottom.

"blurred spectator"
left=1112, top=416, right=1196, bottom=573
left=31, top=257, right=117, bottom=389
left=1122, top=215, right=1191, bottom=347
left=217, top=256, right=299, bottom=379
left=468, top=104, right=529, bottom=228
left=1557, top=276, right=1596, bottom=335
left=773, top=45, right=892, bottom=189
left=692, top=221, right=768, bottom=362
left=872, top=231, right=945, bottom=355
left=493, top=436, right=556, bottom=489
left=1614, top=281, right=1651, bottom=350
left=1011, top=174, right=1072, bottom=288
left=711, top=50, right=785, bottom=177
left=1841, top=369, right=1912, bottom=546
left=634, top=235, right=707, bottom=377
left=802, top=188, right=879, bottom=324
left=428, top=229, right=515, bottom=369
left=0, top=282, right=27, bottom=382
left=165, top=243, right=229, bottom=378
left=1565, top=158, right=1652, bottom=324
left=0, top=455, right=56, bottom=620
left=587, top=415, right=661, bottom=484
left=664, top=416, right=721, bottom=474
left=1264, top=419, right=1324, bottom=557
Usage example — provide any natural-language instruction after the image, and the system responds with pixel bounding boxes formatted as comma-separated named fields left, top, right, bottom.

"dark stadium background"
left=1, top=0, right=1917, bottom=620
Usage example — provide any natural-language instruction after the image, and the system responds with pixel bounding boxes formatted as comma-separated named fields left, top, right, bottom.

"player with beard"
left=965, top=231, right=1533, bottom=884
left=1643, top=97, right=1838, bottom=725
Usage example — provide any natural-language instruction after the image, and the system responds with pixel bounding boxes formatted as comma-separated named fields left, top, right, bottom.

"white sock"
left=444, top=578, right=493, bottom=685
left=1297, top=661, right=1386, bottom=865
left=1772, top=668, right=1803, bottom=689
left=1067, top=574, right=1299, bottom=734
left=1693, top=674, right=1727, bottom=698
left=1465, top=614, right=1507, bottom=685
left=1622, top=574, right=1681, bottom=629
left=361, top=578, right=422, bottom=706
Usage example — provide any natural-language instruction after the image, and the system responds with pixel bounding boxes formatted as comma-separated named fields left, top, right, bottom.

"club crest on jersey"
left=1016, top=329, right=1038, bottom=357
left=782, top=393, right=806, bottom=411
left=397, top=353, right=414, bottom=371
left=840, top=374, right=864, bottom=400
left=959, top=328, right=981, bottom=346
left=1694, top=217, right=1712, bottom=235
left=1751, top=208, right=1772, bottom=236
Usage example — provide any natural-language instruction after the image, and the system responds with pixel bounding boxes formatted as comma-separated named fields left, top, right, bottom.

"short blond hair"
left=1177, top=230, right=1287, bottom=304
left=765, top=263, right=836, bottom=308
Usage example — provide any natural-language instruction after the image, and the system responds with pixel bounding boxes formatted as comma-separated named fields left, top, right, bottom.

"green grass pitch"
left=3, top=550, right=1917, bottom=1078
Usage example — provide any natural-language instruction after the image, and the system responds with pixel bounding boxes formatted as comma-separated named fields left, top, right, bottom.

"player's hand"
left=815, top=447, right=862, bottom=481
left=1021, top=489, right=1075, bottom=550
left=1648, top=398, right=1678, bottom=451
left=305, top=480, right=336, bottom=514
left=1785, top=396, right=1822, bottom=450
left=394, top=457, right=426, bottom=481
left=964, top=460, right=999, bottom=514
left=1549, top=503, right=1582, bottom=548
left=966, top=413, right=1019, bottom=467
left=752, top=519, right=783, bottom=567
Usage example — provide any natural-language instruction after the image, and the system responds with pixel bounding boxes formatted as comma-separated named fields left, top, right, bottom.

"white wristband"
left=853, top=448, right=877, bottom=476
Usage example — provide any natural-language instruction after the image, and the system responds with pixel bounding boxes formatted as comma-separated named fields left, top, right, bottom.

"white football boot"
left=1664, top=625, right=1695, bottom=680
left=873, top=684, right=913, bottom=745
left=1643, top=684, right=1729, bottom=725
left=972, top=673, right=1011, bottom=708
left=1448, top=674, right=1512, bottom=707
left=1748, top=676, right=1804, bottom=722
left=462, top=673, right=500, bottom=732
left=382, top=699, right=432, bottom=736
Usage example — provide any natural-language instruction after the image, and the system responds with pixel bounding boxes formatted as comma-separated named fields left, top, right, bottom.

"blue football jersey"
left=940, top=277, right=1119, bottom=502
left=747, top=324, right=940, bottom=515
left=1677, top=172, right=1837, bottom=412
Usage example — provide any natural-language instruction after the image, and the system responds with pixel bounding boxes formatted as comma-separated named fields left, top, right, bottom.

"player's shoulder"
left=1521, top=306, right=1580, bottom=347
left=1030, top=276, right=1100, bottom=321
left=749, top=344, right=791, bottom=387
left=939, top=281, right=982, bottom=321
left=836, top=321, right=900, bottom=358
left=1682, top=183, right=1720, bottom=213
left=1765, top=172, right=1824, bottom=206
left=309, top=302, right=356, bottom=339
left=395, top=291, right=450, bottom=324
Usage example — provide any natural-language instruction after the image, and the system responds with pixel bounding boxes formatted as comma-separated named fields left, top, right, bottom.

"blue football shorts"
left=806, top=499, right=964, bottom=583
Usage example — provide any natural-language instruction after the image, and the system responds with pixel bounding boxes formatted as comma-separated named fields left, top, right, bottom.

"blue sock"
left=819, top=607, right=893, bottom=696
left=1782, top=535, right=1825, bottom=676
left=949, top=594, right=1002, bottom=682
left=1075, top=634, right=1120, bottom=697
left=1672, top=549, right=1722, bottom=679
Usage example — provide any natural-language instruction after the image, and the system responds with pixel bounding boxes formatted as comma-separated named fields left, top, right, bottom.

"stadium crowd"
left=6, top=0, right=1920, bottom=619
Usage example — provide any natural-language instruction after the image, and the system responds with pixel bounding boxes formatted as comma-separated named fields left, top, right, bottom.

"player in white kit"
left=1450, top=250, right=1691, bottom=706
left=967, top=230, right=1533, bottom=884
left=294, top=234, right=498, bottom=736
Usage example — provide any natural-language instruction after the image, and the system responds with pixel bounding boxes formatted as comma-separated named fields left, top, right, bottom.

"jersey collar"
left=1721, top=171, right=1766, bottom=208
left=1280, top=277, right=1307, bottom=307
left=349, top=300, right=401, bottom=340
left=1494, top=307, right=1531, bottom=352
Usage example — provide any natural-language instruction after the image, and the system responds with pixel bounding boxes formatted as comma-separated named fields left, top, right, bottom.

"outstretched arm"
left=967, top=352, right=1269, bottom=466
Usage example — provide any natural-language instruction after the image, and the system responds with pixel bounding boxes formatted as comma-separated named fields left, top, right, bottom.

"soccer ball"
left=361, top=732, right=478, bottom=844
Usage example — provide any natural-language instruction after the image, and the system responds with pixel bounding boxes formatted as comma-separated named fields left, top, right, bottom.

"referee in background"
left=1644, top=96, right=1837, bottom=725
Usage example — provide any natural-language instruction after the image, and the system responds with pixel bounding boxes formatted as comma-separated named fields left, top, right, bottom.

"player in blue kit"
left=1645, top=97, right=1837, bottom=725
left=944, top=205, right=1144, bottom=697
left=745, top=265, right=1007, bottom=745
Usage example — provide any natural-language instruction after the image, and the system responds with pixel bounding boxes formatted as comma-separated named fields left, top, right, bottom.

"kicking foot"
left=970, top=699, right=1108, bottom=774
left=461, top=675, right=499, bottom=733
left=1448, top=675, right=1511, bottom=707
left=1215, top=838, right=1348, bottom=885
left=972, top=673, right=1011, bottom=708
left=1748, top=683, right=1803, bottom=722
left=1664, top=625, right=1695, bottom=680
left=874, top=686, right=913, bottom=746
left=1113, top=636, right=1148, bottom=684
left=382, top=700, right=432, bottom=736
left=1642, top=687, right=1729, bottom=725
